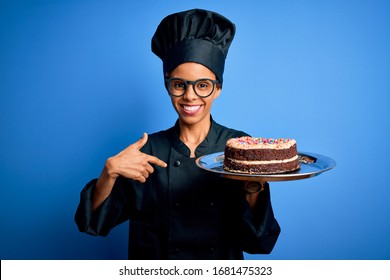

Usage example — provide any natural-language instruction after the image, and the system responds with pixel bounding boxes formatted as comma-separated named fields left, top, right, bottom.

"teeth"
left=183, top=105, right=200, bottom=112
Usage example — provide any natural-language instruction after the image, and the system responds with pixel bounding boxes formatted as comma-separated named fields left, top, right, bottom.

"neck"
left=179, top=116, right=212, bottom=157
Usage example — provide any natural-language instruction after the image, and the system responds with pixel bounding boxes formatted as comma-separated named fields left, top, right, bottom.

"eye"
left=196, top=80, right=211, bottom=91
left=172, top=80, right=186, bottom=90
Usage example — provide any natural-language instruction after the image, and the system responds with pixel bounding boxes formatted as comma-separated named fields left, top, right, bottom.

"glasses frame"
left=164, top=77, right=220, bottom=98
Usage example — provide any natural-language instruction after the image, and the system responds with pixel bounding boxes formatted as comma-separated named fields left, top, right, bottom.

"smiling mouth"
left=181, top=105, right=201, bottom=114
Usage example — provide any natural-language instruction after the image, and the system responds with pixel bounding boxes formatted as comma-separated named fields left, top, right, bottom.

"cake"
left=223, top=136, right=300, bottom=174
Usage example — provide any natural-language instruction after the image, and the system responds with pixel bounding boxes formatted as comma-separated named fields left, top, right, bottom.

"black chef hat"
left=151, top=9, right=236, bottom=85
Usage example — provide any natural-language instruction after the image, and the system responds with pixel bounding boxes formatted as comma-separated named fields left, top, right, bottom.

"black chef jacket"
left=75, top=118, right=280, bottom=259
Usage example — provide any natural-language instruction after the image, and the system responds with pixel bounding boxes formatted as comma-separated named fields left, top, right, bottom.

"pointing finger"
left=147, top=155, right=168, bottom=168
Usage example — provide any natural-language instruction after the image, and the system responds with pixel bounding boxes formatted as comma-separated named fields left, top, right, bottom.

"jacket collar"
left=170, top=116, right=217, bottom=158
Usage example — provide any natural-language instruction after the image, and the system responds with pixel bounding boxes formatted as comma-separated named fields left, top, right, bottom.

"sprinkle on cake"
left=233, top=137, right=294, bottom=148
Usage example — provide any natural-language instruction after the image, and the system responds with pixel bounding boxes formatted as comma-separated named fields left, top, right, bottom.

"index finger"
left=146, top=155, right=167, bottom=168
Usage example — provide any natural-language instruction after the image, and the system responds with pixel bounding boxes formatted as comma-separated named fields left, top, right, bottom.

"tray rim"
left=195, top=151, right=336, bottom=182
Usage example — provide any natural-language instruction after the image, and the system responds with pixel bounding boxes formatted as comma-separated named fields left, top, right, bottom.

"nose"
left=183, top=83, right=198, bottom=100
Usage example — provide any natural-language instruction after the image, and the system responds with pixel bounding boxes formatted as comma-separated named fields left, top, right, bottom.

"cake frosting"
left=223, top=136, right=300, bottom=174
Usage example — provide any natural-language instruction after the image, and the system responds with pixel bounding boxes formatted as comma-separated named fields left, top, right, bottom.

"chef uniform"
left=75, top=9, right=280, bottom=260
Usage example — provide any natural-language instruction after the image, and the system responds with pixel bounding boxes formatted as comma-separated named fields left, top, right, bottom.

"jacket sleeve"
left=74, top=177, right=131, bottom=236
left=240, top=183, right=281, bottom=254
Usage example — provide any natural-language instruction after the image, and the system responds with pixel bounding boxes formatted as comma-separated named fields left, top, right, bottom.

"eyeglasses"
left=165, top=78, right=220, bottom=98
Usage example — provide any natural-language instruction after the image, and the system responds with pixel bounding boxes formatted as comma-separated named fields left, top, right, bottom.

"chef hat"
left=151, top=9, right=236, bottom=85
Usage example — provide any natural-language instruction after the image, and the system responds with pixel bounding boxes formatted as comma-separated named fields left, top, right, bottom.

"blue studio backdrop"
left=1, top=0, right=389, bottom=260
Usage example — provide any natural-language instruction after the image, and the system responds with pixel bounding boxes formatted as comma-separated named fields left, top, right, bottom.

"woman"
left=75, top=8, right=280, bottom=260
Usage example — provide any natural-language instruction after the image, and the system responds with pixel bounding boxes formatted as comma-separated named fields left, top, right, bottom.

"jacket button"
left=173, top=160, right=181, bottom=167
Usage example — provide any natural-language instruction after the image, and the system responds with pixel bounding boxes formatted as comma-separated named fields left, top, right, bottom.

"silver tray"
left=195, top=151, right=336, bottom=182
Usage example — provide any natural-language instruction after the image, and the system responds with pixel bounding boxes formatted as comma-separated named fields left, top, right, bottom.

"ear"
left=213, top=84, right=222, bottom=100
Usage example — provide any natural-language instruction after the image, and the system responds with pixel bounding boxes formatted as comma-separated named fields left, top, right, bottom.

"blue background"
left=1, top=0, right=389, bottom=260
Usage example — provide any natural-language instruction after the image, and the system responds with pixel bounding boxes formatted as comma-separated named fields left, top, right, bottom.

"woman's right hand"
left=104, top=132, right=167, bottom=183
left=92, top=133, right=167, bottom=211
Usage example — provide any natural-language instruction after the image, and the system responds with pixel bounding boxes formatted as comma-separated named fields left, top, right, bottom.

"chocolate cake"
left=224, top=136, right=300, bottom=174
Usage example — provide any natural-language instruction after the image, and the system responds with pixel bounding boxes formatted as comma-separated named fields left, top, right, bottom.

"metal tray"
left=195, top=151, right=336, bottom=182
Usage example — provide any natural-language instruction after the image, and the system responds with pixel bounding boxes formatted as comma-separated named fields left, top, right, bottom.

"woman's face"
left=167, top=62, right=221, bottom=127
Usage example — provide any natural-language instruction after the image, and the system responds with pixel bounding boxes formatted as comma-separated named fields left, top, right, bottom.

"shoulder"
left=208, top=119, right=249, bottom=152
left=140, top=126, right=175, bottom=156
left=212, top=119, right=249, bottom=139
left=148, top=127, right=172, bottom=142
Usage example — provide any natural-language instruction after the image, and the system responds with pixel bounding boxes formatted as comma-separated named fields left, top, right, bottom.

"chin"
left=179, top=114, right=210, bottom=126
